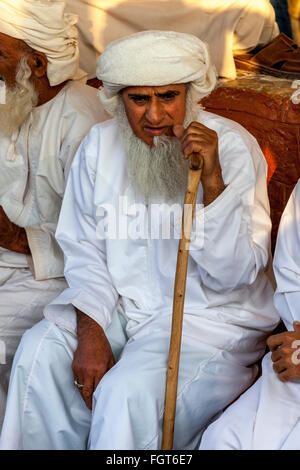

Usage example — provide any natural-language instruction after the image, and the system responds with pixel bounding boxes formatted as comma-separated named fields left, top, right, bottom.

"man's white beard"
left=0, top=55, right=38, bottom=136
left=116, top=90, right=200, bottom=203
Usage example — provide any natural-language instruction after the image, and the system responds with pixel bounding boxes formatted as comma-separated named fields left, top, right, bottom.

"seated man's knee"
left=16, top=319, right=73, bottom=372
left=93, top=360, right=156, bottom=405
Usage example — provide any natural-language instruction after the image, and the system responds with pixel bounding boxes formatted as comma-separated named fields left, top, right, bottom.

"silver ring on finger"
left=74, top=379, right=84, bottom=390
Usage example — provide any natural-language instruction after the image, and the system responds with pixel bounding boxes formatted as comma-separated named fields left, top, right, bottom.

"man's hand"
left=267, top=321, right=300, bottom=382
left=173, top=122, right=225, bottom=206
left=0, top=206, right=31, bottom=254
left=72, top=309, right=115, bottom=410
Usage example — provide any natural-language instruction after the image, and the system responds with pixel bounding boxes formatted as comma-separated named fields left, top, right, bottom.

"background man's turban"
left=96, top=30, right=217, bottom=115
left=0, top=0, right=86, bottom=86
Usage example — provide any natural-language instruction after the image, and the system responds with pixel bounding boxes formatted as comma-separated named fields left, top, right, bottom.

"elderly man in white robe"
left=0, top=30, right=279, bottom=450
left=0, top=0, right=109, bottom=429
left=200, top=180, right=300, bottom=450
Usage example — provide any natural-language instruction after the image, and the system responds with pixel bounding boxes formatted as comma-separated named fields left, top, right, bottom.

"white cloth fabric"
left=45, top=111, right=278, bottom=338
left=273, top=179, right=300, bottom=331
left=0, top=270, right=66, bottom=431
left=0, top=314, right=258, bottom=450
left=0, top=111, right=279, bottom=449
left=65, top=0, right=279, bottom=80
left=200, top=352, right=300, bottom=450
left=200, top=180, right=300, bottom=450
left=97, top=30, right=217, bottom=115
left=0, top=309, right=128, bottom=450
left=0, top=0, right=86, bottom=86
left=0, top=80, right=109, bottom=430
left=0, top=81, right=110, bottom=280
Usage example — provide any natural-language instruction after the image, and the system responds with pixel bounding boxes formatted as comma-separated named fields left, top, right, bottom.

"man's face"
left=0, top=32, right=27, bottom=87
left=121, top=84, right=186, bottom=146
left=0, top=34, right=37, bottom=136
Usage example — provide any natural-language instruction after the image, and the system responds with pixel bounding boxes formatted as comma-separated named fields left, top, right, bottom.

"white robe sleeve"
left=24, top=86, right=110, bottom=282
left=45, top=128, right=119, bottom=332
left=25, top=138, right=88, bottom=281
left=189, top=129, right=271, bottom=292
left=233, top=0, right=279, bottom=50
left=273, top=180, right=300, bottom=331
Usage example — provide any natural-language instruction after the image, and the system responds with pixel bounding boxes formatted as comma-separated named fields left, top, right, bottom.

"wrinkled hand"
left=0, top=206, right=31, bottom=255
left=72, top=309, right=115, bottom=410
left=0, top=206, right=30, bottom=254
left=267, top=321, right=300, bottom=382
left=173, top=122, right=220, bottom=178
left=173, top=122, right=225, bottom=206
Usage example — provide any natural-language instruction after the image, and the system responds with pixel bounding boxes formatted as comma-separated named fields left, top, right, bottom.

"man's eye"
left=161, top=94, right=176, bottom=101
left=133, top=97, right=147, bottom=104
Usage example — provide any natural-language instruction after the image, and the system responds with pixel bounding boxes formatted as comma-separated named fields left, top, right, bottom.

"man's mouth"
left=144, top=126, right=168, bottom=136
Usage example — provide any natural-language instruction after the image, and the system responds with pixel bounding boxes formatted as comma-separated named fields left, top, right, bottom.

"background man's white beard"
left=116, top=91, right=200, bottom=203
left=0, top=56, right=38, bottom=136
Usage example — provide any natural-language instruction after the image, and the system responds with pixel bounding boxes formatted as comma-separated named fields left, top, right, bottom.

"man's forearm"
left=1, top=225, right=31, bottom=255
left=10, top=227, right=31, bottom=254
left=76, top=308, right=106, bottom=339
left=73, top=308, right=115, bottom=410
left=202, top=165, right=226, bottom=207
left=0, top=206, right=31, bottom=254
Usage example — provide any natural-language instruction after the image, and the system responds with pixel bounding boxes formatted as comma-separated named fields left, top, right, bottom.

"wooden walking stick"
left=162, top=153, right=203, bottom=450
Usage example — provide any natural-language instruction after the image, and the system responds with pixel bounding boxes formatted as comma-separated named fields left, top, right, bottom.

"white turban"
left=96, top=30, right=217, bottom=115
left=0, top=0, right=86, bottom=86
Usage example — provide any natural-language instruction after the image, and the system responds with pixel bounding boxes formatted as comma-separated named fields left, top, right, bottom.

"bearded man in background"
left=0, top=0, right=109, bottom=429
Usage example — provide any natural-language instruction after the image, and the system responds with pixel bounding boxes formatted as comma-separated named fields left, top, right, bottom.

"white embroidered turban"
left=96, top=30, right=217, bottom=115
left=0, top=0, right=86, bottom=86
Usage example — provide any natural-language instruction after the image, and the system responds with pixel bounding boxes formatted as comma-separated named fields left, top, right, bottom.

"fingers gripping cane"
left=162, top=153, right=203, bottom=450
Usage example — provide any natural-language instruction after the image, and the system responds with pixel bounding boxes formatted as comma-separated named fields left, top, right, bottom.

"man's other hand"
left=72, top=309, right=115, bottom=410
left=267, top=321, right=300, bottom=382
left=0, top=206, right=30, bottom=254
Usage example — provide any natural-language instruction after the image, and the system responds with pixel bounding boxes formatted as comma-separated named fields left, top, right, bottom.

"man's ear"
left=26, top=51, right=48, bottom=79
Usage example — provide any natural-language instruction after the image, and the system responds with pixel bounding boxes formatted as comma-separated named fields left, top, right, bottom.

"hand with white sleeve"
left=267, top=321, right=300, bottom=382
left=72, top=309, right=115, bottom=410
left=173, top=121, right=225, bottom=206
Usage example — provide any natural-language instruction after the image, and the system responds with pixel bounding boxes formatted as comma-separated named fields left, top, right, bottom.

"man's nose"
left=145, top=99, right=164, bottom=124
